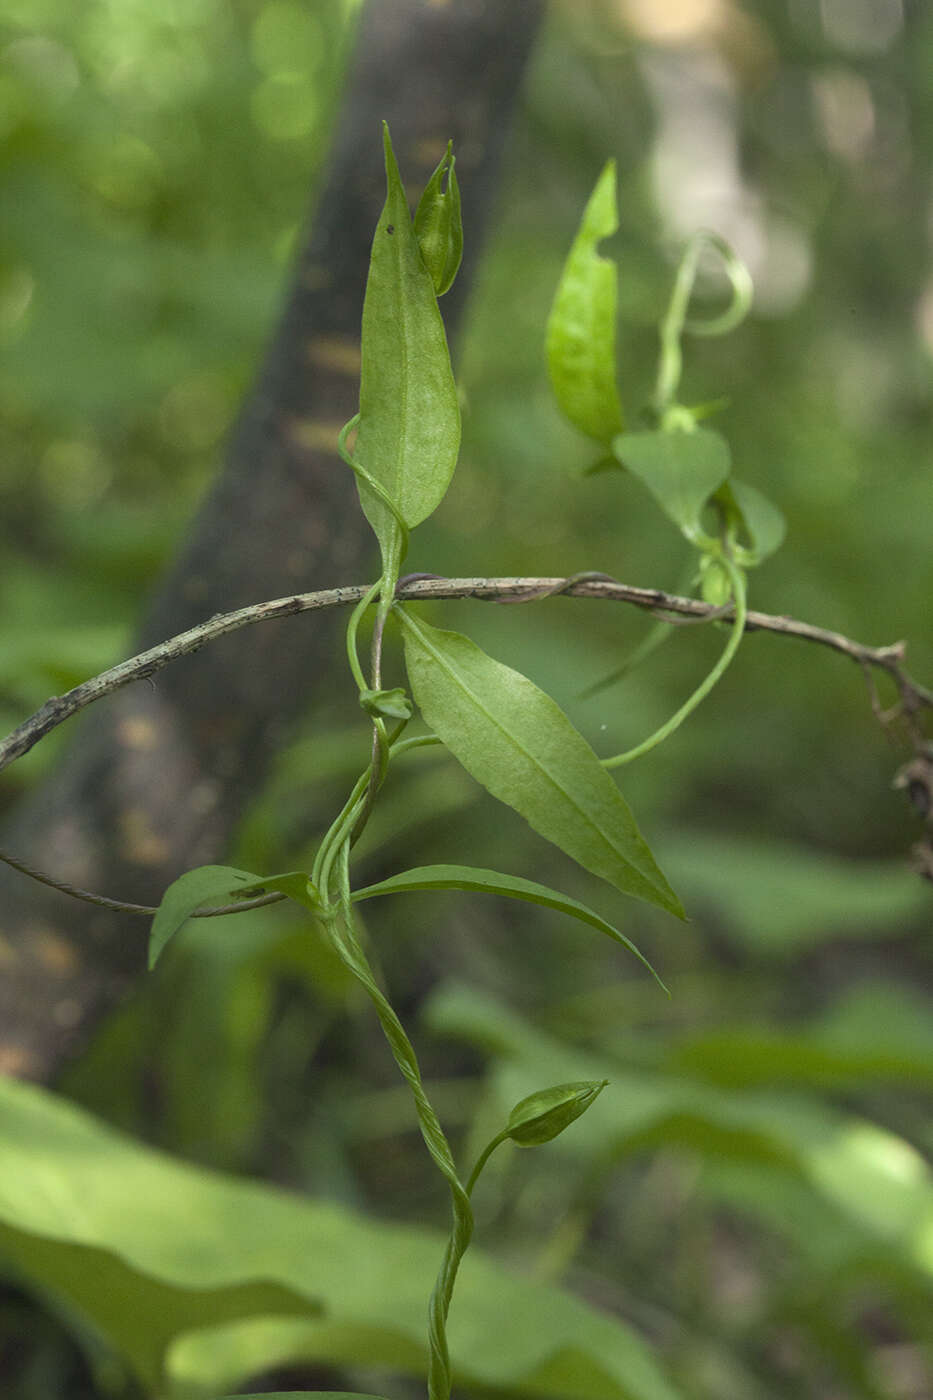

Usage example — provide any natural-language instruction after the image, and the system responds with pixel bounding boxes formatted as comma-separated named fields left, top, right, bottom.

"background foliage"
left=0, top=1, right=931, bottom=1398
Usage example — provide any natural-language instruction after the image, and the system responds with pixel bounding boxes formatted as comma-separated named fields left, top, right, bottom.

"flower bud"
left=414, top=142, right=462, bottom=297
left=506, top=1080, right=608, bottom=1147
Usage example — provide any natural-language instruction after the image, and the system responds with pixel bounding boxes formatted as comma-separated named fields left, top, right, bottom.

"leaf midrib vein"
left=405, top=617, right=660, bottom=893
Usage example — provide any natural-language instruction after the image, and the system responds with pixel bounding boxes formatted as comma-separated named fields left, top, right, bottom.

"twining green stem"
left=346, top=577, right=384, bottom=692
left=601, top=556, right=747, bottom=768
left=338, top=414, right=411, bottom=564
left=654, top=232, right=753, bottom=414
left=310, top=767, right=370, bottom=894
left=322, top=840, right=471, bottom=1400
left=314, top=585, right=474, bottom=1400
left=391, top=733, right=444, bottom=758
left=465, top=1129, right=511, bottom=1197
left=424, top=1124, right=515, bottom=1400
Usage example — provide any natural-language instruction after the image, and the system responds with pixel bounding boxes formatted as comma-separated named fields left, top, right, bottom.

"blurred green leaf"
left=714, top=477, right=786, bottom=562
left=0, top=1076, right=683, bottom=1400
left=546, top=159, right=624, bottom=444
left=427, top=982, right=933, bottom=1280
left=661, top=833, right=928, bottom=955
left=612, top=427, right=731, bottom=541
left=668, top=982, right=933, bottom=1090
left=398, top=611, right=684, bottom=918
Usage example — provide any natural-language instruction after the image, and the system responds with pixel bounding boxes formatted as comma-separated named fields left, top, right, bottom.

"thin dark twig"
left=1, top=571, right=929, bottom=918
left=0, top=846, right=285, bottom=917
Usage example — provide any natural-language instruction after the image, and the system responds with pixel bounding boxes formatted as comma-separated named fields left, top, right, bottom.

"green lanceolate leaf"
left=352, top=863, right=665, bottom=986
left=414, top=140, right=462, bottom=296
left=613, top=425, right=731, bottom=542
left=715, top=477, right=786, bottom=563
left=546, top=160, right=625, bottom=445
left=398, top=612, right=684, bottom=919
left=222, top=1394, right=390, bottom=1400
left=507, top=1079, right=609, bottom=1146
left=149, top=865, right=265, bottom=970
left=352, top=123, right=461, bottom=569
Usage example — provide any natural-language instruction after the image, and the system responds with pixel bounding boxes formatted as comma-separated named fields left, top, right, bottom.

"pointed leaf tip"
left=507, top=1080, right=609, bottom=1147
left=353, top=124, right=461, bottom=566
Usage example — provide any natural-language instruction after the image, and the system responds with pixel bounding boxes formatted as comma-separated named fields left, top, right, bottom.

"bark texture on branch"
left=0, top=0, right=545, bottom=1082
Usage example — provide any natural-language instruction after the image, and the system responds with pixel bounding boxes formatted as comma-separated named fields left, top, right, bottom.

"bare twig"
left=2, top=573, right=930, bottom=779
left=2, top=572, right=930, bottom=920
left=0, top=846, right=286, bottom=918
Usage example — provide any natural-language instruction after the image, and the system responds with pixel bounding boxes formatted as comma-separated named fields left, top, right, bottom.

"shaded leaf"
left=426, top=983, right=933, bottom=1276
left=353, top=124, right=461, bottom=566
left=149, top=865, right=265, bottom=970
left=398, top=612, right=684, bottom=918
left=613, top=427, right=731, bottom=541
left=715, top=476, right=786, bottom=562
left=546, top=160, right=625, bottom=444
left=661, top=832, right=928, bottom=955
left=352, top=863, right=665, bottom=985
left=0, top=1077, right=682, bottom=1400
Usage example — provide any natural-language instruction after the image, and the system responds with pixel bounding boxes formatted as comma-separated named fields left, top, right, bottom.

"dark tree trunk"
left=0, top=0, right=545, bottom=1082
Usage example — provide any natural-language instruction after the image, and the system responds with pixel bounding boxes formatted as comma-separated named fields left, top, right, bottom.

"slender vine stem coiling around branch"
left=1, top=573, right=929, bottom=779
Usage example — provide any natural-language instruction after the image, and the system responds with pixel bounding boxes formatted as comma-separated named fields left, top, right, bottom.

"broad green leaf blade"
left=612, top=426, right=731, bottom=541
left=398, top=612, right=684, bottom=919
left=546, top=160, right=625, bottom=444
left=414, top=140, right=462, bottom=296
left=353, top=124, right=461, bottom=564
left=149, top=865, right=265, bottom=970
left=221, top=1394, right=390, bottom=1399
left=715, top=477, right=786, bottom=562
left=0, top=1077, right=682, bottom=1400
left=352, top=863, right=666, bottom=985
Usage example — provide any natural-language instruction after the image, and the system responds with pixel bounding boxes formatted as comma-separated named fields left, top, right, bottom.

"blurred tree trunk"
left=0, top=0, right=545, bottom=1083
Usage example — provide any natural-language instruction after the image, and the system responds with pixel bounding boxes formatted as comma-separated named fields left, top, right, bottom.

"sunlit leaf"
left=0, top=1077, right=682, bottom=1400
left=353, top=124, right=461, bottom=567
left=546, top=160, right=624, bottom=444
left=398, top=612, right=684, bottom=919
left=352, top=863, right=665, bottom=985
left=613, top=426, right=731, bottom=541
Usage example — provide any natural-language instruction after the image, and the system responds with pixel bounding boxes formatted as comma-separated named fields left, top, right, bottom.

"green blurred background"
left=1, top=1, right=932, bottom=1397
